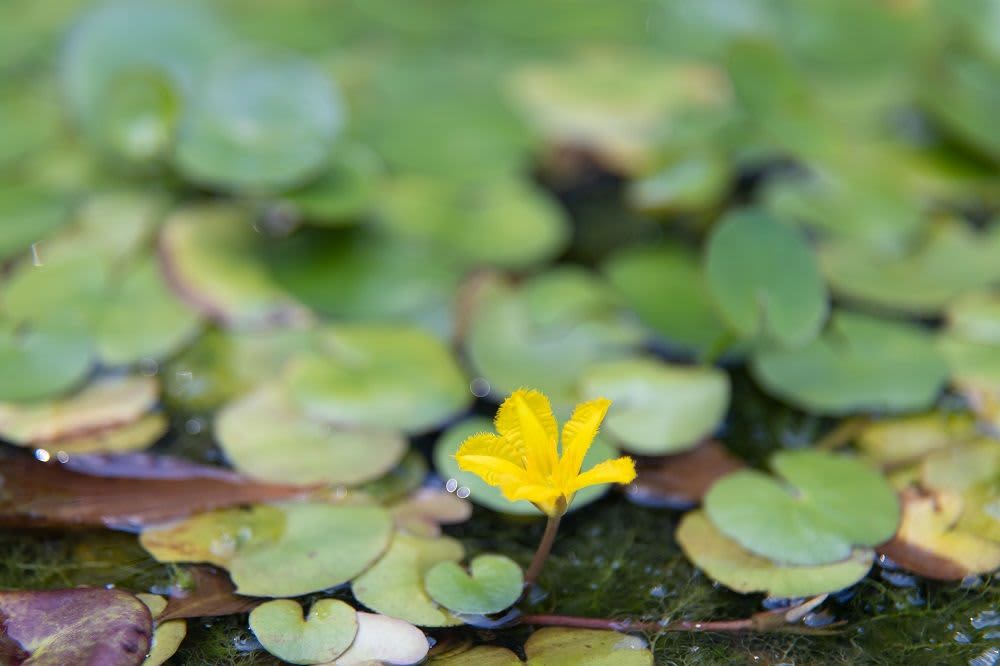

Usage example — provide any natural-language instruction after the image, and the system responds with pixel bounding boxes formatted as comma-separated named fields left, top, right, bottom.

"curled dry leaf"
left=159, top=566, right=260, bottom=622
left=0, top=452, right=311, bottom=530
left=627, top=439, right=745, bottom=508
left=390, top=488, right=473, bottom=537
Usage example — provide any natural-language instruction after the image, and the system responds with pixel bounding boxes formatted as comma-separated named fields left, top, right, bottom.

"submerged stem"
left=523, top=513, right=562, bottom=588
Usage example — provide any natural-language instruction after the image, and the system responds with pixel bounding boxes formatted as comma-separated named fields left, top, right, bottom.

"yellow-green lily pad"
left=429, top=645, right=521, bottom=665
left=578, top=358, right=729, bottom=455
left=351, top=532, right=465, bottom=627
left=523, top=627, right=652, bottom=666
left=215, top=387, right=406, bottom=486
left=921, top=440, right=1000, bottom=543
left=677, top=510, right=875, bottom=597
left=424, top=554, right=523, bottom=615
left=946, top=290, right=1000, bottom=345
left=249, top=598, right=357, bottom=665
left=140, top=502, right=393, bottom=597
left=856, top=412, right=979, bottom=467
left=137, top=593, right=186, bottom=666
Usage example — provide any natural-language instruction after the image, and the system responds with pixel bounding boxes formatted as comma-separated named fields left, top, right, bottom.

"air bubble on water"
left=972, top=610, right=1000, bottom=630
left=185, top=418, right=204, bottom=435
left=34, top=448, right=50, bottom=462
left=445, top=478, right=458, bottom=493
left=470, top=377, right=490, bottom=397
left=56, top=451, right=69, bottom=463
left=456, top=486, right=471, bottom=499
left=970, top=647, right=1000, bottom=666
left=139, top=358, right=159, bottom=376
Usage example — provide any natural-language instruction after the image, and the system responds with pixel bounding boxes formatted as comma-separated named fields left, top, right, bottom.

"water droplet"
left=649, top=584, right=666, bottom=598
left=185, top=418, right=204, bottom=435
left=139, top=358, right=159, bottom=376
left=954, top=631, right=972, bottom=644
left=34, top=449, right=50, bottom=462
left=456, top=486, right=471, bottom=499
left=445, top=478, right=458, bottom=493
left=30, top=242, right=43, bottom=266
left=56, top=451, right=69, bottom=463
left=469, top=377, right=490, bottom=397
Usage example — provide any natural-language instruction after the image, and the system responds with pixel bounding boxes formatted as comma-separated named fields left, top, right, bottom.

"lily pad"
left=705, top=208, right=828, bottom=347
left=175, top=50, right=342, bottom=191
left=433, top=417, right=622, bottom=516
left=0, top=327, right=93, bottom=402
left=249, top=598, right=357, bottom=665
left=284, top=324, right=469, bottom=433
left=751, top=311, right=948, bottom=414
left=0, top=185, right=71, bottom=262
left=281, top=142, right=383, bottom=225
left=819, top=222, right=1000, bottom=315
left=428, top=645, right=521, bottom=665
left=856, top=412, right=979, bottom=467
left=332, top=611, right=429, bottom=666
left=602, top=243, right=729, bottom=357
left=351, top=532, right=465, bottom=627
left=0, top=587, right=153, bottom=666
left=379, top=176, right=569, bottom=269
left=390, top=488, right=472, bottom=537
left=676, top=511, right=875, bottom=597
left=140, top=502, right=393, bottom=597
left=47, top=413, right=169, bottom=455
left=578, top=358, right=729, bottom=455
left=215, top=387, right=407, bottom=486
left=522, top=627, right=653, bottom=666
left=704, top=450, right=899, bottom=566
left=464, top=270, right=643, bottom=411
left=136, top=593, right=186, bottom=666
left=158, top=204, right=311, bottom=328
left=921, top=440, right=1000, bottom=543
left=945, top=290, right=1000, bottom=345
left=424, top=554, right=523, bottom=615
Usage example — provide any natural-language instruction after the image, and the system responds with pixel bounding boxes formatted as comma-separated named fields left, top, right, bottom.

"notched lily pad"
left=249, top=598, right=357, bottom=664
left=424, top=554, right=523, bottom=615
left=522, top=626, right=653, bottom=666
left=704, top=450, right=899, bottom=566
left=578, top=357, right=729, bottom=455
left=677, top=511, right=875, bottom=598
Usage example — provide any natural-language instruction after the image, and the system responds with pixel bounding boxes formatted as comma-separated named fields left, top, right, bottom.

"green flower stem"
left=523, top=513, right=562, bottom=588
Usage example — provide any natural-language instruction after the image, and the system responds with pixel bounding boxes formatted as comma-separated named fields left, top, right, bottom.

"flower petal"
left=456, top=433, right=530, bottom=487
left=557, top=397, right=611, bottom=486
left=457, top=453, right=531, bottom=487
left=501, top=482, right=562, bottom=506
left=568, top=456, right=636, bottom=492
left=495, top=388, right=558, bottom=478
left=456, top=432, right=524, bottom=468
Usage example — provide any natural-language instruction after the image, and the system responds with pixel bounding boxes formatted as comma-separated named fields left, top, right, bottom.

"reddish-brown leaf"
left=158, top=566, right=260, bottom=622
left=627, top=440, right=745, bottom=508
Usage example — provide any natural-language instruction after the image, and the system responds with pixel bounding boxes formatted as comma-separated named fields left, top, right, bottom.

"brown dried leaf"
left=159, top=566, right=260, bottom=622
left=627, top=440, right=744, bottom=508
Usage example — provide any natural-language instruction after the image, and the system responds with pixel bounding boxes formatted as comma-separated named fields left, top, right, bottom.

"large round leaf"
left=284, top=325, right=469, bottom=433
left=705, top=209, right=828, bottom=347
left=0, top=327, right=93, bottom=402
left=578, top=358, right=729, bottom=455
left=677, top=511, right=875, bottom=597
left=140, top=502, right=393, bottom=597
left=751, top=311, right=948, bottom=414
left=215, top=387, right=406, bottom=486
left=704, top=450, right=899, bottom=566
left=432, top=417, right=619, bottom=516
left=174, top=50, right=342, bottom=191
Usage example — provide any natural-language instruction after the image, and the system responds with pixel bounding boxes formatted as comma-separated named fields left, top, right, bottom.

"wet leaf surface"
left=249, top=598, right=357, bottom=664
left=424, top=554, right=523, bottom=615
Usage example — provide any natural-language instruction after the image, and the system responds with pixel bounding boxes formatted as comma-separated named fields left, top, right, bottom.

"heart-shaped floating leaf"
left=284, top=324, right=469, bottom=433
left=522, top=627, right=653, bottom=666
left=332, top=611, right=428, bottom=666
left=0, top=327, right=93, bottom=402
left=351, top=532, right=465, bottom=627
left=433, top=417, right=621, bottom=516
left=174, top=49, right=342, bottom=191
left=136, top=593, right=186, bottom=666
left=140, top=502, right=393, bottom=597
left=424, top=554, right=523, bottom=615
left=704, top=450, right=899, bottom=566
left=705, top=209, right=827, bottom=347
left=602, top=243, right=729, bottom=358
left=751, top=311, right=948, bottom=414
left=464, top=269, right=643, bottom=411
left=578, top=357, right=729, bottom=455
left=0, top=587, right=153, bottom=666
left=249, top=599, right=357, bottom=665
left=215, top=387, right=406, bottom=486
left=677, top=511, right=875, bottom=597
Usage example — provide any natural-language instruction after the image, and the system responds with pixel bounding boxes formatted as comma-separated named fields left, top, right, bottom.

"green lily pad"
left=424, top=554, right=523, bottom=615
left=433, top=417, right=621, bottom=516
left=249, top=598, right=357, bottom=665
left=704, top=450, right=899, bottom=566
left=523, top=627, right=652, bottom=666
left=946, top=290, right=1000, bottom=345
left=464, top=269, right=643, bottom=412
left=284, top=324, right=469, bottom=433
left=0, top=186, right=71, bottom=263
left=428, top=646, right=521, bottom=665
left=627, top=154, right=730, bottom=216
left=705, top=208, right=828, bottom=347
left=602, top=243, right=729, bottom=358
left=0, top=587, right=153, bottom=666
left=578, top=358, right=729, bottom=455
left=676, top=511, right=875, bottom=597
left=215, top=387, right=407, bottom=486
left=0, top=375, right=157, bottom=445
left=175, top=50, right=342, bottom=191
left=332, top=611, right=429, bottom=666
left=819, top=222, right=1000, bottom=316
left=390, top=488, right=472, bottom=538
left=923, top=50, right=1000, bottom=162
left=281, top=142, right=383, bottom=226
left=856, top=412, right=979, bottom=468
left=137, top=593, right=186, bottom=666
left=359, top=450, right=429, bottom=505
left=0, top=327, right=93, bottom=403
left=140, top=502, right=393, bottom=597
left=158, top=204, right=311, bottom=328
left=351, top=532, right=465, bottom=627
left=752, top=311, right=948, bottom=414
left=379, top=176, right=569, bottom=269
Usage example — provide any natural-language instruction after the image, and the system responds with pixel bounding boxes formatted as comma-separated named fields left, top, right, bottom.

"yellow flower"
left=455, top=388, right=636, bottom=516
